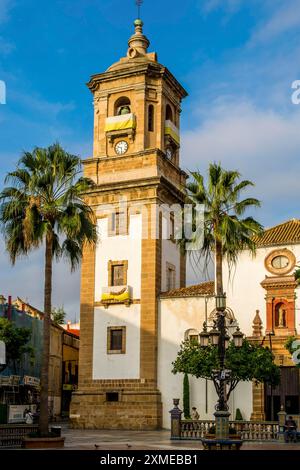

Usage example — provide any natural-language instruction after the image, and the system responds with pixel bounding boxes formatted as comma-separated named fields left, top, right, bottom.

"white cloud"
left=0, top=0, right=14, bottom=24
left=181, top=99, right=300, bottom=223
left=200, top=0, right=243, bottom=14
left=0, top=239, right=80, bottom=322
left=249, top=0, right=300, bottom=45
left=12, top=90, right=75, bottom=117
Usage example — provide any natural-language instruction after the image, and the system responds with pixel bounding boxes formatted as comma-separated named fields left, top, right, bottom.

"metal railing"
left=0, top=424, right=38, bottom=447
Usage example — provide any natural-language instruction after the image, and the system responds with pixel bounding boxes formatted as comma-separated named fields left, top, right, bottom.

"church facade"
left=70, top=20, right=300, bottom=429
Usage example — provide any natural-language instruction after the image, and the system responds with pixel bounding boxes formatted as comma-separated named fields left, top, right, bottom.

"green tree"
left=235, top=408, right=243, bottom=421
left=285, top=336, right=300, bottom=368
left=183, top=163, right=263, bottom=294
left=172, top=338, right=280, bottom=402
left=0, top=143, right=97, bottom=435
left=183, top=372, right=190, bottom=419
left=51, top=307, right=66, bottom=325
left=0, top=318, right=34, bottom=373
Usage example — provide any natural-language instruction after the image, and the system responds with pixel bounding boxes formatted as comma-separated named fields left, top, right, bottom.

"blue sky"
left=1, top=0, right=300, bottom=319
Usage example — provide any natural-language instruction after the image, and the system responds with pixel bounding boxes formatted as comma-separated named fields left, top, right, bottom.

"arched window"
left=166, top=104, right=173, bottom=122
left=184, top=328, right=199, bottom=343
left=275, top=302, right=287, bottom=327
left=148, top=104, right=154, bottom=132
left=114, top=97, right=131, bottom=116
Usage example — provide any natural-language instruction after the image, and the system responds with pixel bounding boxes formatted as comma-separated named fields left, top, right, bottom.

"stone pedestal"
left=214, top=410, right=230, bottom=439
left=277, top=407, right=287, bottom=443
left=169, top=399, right=183, bottom=440
left=70, top=386, right=162, bottom=430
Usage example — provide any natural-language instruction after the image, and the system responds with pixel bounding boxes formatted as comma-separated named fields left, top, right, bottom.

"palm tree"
left=0, top=143, right=97, bottom=435
left=184, top=162, right=263, bottom=294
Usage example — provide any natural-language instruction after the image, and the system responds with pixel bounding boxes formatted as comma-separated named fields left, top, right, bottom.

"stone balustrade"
left=179, top=419, right=279, bottom=441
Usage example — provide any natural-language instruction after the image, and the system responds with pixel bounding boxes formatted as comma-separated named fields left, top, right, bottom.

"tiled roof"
left=67, top=328, right=80, bottom=337
left=161, top=280, right=214, bottom=298
left=253, top=219, right=300, bottom=247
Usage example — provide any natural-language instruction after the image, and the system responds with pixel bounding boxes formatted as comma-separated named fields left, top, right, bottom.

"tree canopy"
left=0, top=142, right=97, bottom=435
left=51, top=307, right=66, bottom=325
left=172, top=338, right=280, bottom=401
left=181, top=163, right=263, bottom=293
left=0, top=317, right=34, bottom=373
left=285, top=336, right=300, bottom=368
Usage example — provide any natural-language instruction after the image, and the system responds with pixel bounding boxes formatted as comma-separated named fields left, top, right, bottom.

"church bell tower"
left=70, top=19, right=188, bottom=429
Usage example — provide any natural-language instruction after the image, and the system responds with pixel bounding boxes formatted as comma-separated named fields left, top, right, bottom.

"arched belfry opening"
left=166, top=104, right=173, bottom=123
left=114, top=97, right=131, bottom=116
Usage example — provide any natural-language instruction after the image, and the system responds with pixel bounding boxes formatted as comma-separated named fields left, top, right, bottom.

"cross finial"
left=136, top=0, right=143, bottom=19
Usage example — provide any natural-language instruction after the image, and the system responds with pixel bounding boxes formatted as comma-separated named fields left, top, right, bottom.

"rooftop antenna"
left=136, top=0, right=143, bottom=19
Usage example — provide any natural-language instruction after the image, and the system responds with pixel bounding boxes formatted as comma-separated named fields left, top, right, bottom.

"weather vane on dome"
left=136, top=0, right=143, bottom=19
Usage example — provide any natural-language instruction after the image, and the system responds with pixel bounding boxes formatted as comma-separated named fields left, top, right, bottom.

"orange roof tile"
left=68, top=328, right=80, bottom=337
left=253, top=219, right=300, bottom=247
left=161, top=280, right=214, bottom=298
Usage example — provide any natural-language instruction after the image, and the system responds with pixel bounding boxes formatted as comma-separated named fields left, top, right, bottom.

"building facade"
left=224, top=219, right=300, bottom=421
left=0, top=297, right=79, bottom=419
left=70, top=19, right=300, bottom=429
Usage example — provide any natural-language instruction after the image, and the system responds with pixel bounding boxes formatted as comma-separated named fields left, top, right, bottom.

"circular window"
left=265, top=249, right=296, bottom=275
left=271, top=255, right=289, bottom=269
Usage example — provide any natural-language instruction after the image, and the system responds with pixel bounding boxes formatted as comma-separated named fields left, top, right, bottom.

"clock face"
left=166, top=147, right=173, bottom=159
left=115, top=140, right=128, bottom=155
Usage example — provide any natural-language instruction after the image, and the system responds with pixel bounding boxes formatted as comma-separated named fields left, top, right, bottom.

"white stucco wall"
left=94, top=213, right=142, bottom=300
left=93, top=304, right=140, bottom=379
left=223, top=244, right=300, bottom=336
left=157, top=296, right=253, bottom=428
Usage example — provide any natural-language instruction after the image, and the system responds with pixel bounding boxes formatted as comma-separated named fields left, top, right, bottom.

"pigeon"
left=94, top=444, right=100, bottom=449
left=126, top=444, right=132, bottom=448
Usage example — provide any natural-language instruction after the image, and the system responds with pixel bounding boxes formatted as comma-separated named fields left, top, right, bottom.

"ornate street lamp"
left=209, top=323, right=220, bottom=346
left=232, top=326, right=244, bottom=348
left=199, top=322, right=210, bottom=348
left=199, top=292, right=244, bottom=440
left=215, top=293, right=226, bottom=311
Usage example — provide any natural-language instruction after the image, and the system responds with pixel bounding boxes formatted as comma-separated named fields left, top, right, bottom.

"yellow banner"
left=165, top=120, right=180, bottom=145
left=105, top=114, right=136, bottom=132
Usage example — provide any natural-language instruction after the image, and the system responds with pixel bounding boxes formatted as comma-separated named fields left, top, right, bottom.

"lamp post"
left=199, top=293, right=244, bottom=439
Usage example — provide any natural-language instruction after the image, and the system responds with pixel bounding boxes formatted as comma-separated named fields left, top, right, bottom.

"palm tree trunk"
left=39, top=231, right=53, bottom=435
left=215, top=238, right=223, bottom=295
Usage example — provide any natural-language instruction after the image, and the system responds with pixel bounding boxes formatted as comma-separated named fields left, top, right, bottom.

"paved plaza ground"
left=57, top=423, right=300, bottom=451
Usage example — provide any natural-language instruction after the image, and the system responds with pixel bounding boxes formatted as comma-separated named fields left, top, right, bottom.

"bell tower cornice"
left=87, top=62, right=188, bottom=100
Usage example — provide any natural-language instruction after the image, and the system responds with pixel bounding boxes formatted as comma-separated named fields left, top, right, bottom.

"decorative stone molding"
left=264, top=248, right=296, bottom=276
left=252, top=310, right=263, bottom=337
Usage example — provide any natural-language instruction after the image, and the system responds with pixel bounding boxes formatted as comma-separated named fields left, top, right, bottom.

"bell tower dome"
left=70, top=18, right=188, bottom=430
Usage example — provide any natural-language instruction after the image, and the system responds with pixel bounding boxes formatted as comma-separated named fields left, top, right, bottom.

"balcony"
left=105, top=113, right=136, bottom=144
left=100, top=285, right=132, bottom=308
left=164, top=120, right=180, bottom=146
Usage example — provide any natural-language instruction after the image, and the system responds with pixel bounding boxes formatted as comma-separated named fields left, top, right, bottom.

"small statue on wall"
left=274, top=302, right=287, bottom=328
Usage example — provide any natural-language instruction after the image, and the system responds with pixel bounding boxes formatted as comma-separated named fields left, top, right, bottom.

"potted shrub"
left=235, top=408, right=243, bottom=421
